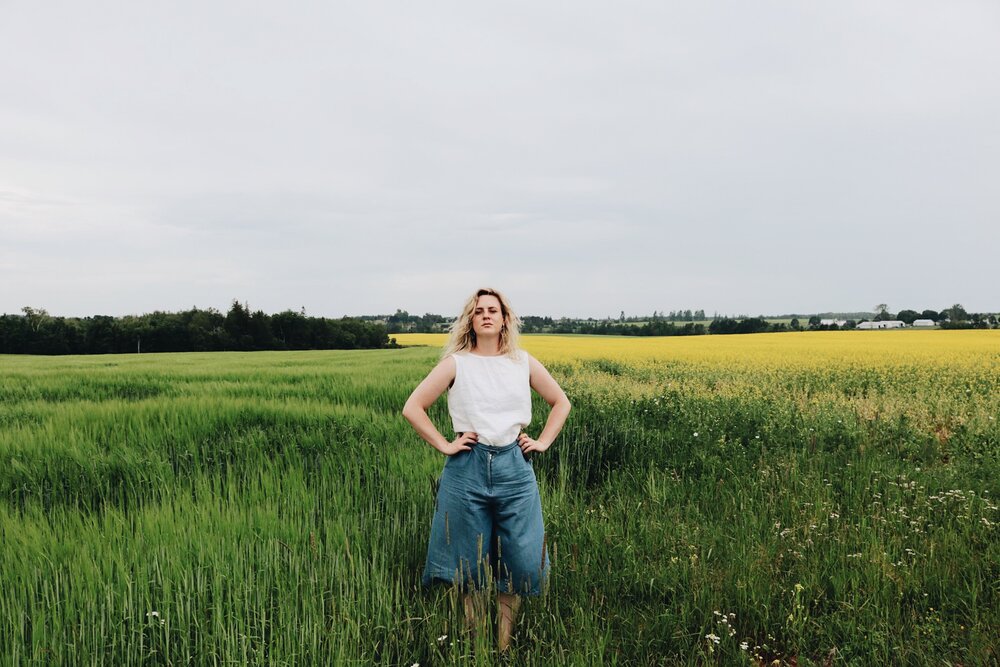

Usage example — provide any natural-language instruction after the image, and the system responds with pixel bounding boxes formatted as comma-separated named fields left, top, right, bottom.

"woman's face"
left=472, top=294, right=504, bottom=338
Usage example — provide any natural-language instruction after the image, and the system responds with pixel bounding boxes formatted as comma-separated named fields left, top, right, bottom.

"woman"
left=402, top=287, right=571, bottom=654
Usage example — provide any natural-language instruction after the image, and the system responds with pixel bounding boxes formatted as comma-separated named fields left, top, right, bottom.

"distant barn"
left=857, top=320, right=905, bottom=330
left=820, top=319, right=848, bottom=327
left=912, top=319, right=935, bottom=327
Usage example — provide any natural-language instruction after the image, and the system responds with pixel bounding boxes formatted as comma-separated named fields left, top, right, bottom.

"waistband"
left=470, top=439, right=519, bottom=453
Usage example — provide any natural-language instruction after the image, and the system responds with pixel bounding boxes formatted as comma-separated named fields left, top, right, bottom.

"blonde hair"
left=441, top=288, right=523, bottom=360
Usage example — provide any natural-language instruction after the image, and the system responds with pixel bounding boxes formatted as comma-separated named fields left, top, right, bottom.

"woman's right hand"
left=440, top=431, right=478, bottom=455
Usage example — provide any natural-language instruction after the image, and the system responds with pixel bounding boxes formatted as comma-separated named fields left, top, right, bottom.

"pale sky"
left=2, top=1, right=998, bottom=319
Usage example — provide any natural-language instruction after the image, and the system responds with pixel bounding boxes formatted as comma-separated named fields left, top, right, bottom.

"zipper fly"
left=488, top=452, right=494, bottom=492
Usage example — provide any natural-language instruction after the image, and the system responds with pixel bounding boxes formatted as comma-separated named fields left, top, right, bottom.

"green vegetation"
left=1, top=303, right=389, bottom=355
left=1, top=347, right=997, bottom=665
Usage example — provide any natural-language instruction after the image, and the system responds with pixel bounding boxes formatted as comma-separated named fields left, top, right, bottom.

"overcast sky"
left=2, top=1, right=998, bottom=319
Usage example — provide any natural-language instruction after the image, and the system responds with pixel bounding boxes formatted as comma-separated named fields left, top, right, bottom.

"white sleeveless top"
left=447, top=350, right=532, bottom=446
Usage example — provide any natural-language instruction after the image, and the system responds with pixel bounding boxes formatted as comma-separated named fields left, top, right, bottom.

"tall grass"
left=1, top=336, right=997, bottom=665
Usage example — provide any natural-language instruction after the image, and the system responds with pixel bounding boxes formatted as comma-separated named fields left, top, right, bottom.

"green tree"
left=272, top=309, right=311, bottom=348
left=21, top=306, right=50, bottom=333
left=225, top=300, right=254, bottom=349
left=84, top=315, right=117, bottom=353
left=944, top=303, right=969, bottom=322
left=249, top=309, right=275, bottom=349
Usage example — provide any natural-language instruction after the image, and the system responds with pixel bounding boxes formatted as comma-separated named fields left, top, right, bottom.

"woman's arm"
left=402, top=356, right=477, bottom=455
left=519, top=354, right=572, bottom=455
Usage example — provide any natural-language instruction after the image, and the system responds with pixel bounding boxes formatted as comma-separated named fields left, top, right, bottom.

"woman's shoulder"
left=434, top=353, right=460, bottom=376
left=433, top=354, right=458, bottom=388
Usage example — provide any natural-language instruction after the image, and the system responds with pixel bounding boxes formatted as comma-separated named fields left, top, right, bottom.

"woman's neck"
left=470, top=336, right=501, bottom=356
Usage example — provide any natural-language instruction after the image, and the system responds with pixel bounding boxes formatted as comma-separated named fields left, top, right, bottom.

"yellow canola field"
left=394, top=330, right=1000, bottom=371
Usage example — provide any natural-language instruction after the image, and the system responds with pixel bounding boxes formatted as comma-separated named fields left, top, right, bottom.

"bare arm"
left=402, top=356, right=478, bottom=455
left=518, top=354, right=572, bottom=454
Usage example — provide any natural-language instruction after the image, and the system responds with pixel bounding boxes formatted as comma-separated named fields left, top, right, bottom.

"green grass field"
left=1, top=344, right=997, bottom=665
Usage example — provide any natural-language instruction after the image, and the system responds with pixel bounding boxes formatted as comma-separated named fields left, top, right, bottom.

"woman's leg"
left=423, top=451, right=493, bottom=592
left=463, top=590, right=486, bottom=636
left=459, top=587, right=521, bottom=651
left=497, top=592, right=521, bottom=652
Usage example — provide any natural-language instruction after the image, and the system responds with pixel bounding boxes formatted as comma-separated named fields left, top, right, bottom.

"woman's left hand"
left=517, top=432, right=550, bottom=454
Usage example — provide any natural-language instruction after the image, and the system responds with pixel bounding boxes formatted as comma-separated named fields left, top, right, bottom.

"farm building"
left=857, top=320, right=905, bottom=330
left=912, top=319, right=936, bottom=327
left=820, top=319, right=848, bottom=327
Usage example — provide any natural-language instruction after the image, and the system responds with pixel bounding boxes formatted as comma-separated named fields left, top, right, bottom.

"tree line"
left=376, top=303, right=998, bottom=338
left=1, top=302, right=390, bottom=355
left=6, top=301, right=994, bottom=355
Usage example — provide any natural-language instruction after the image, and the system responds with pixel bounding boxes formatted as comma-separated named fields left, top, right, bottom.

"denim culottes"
left=422, top=440, right=550, bottom=596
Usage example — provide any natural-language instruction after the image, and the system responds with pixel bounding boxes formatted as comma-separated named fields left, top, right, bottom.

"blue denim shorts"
left=422, top=439, right=550, bottom=596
